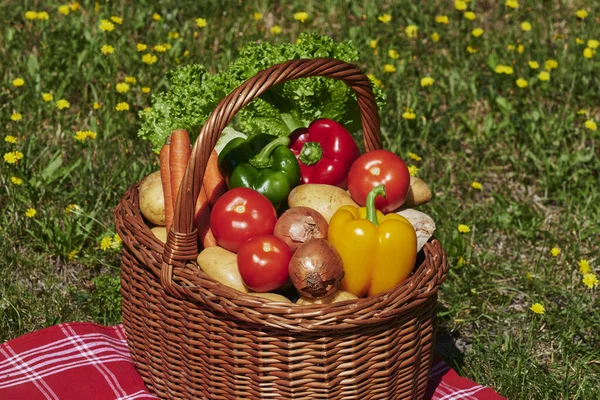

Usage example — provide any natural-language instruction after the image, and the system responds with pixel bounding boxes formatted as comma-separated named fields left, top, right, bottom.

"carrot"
left=202, top=150, right=227, bottom=206
left=159, top=138, right=174, bottom=230
left=194, top=186, right=218, bottom=248
left=169, top=129, right=192, bottom=213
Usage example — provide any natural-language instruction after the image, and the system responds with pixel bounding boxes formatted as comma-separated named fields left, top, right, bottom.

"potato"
left=248, top=292, right=292, bottom=303
left=296, top=290, right=358, bottom=305
left=403, top=177, right=432, bottom=208
left=151, top=226, right=167, bottom=243
left=197, top=246, right=249, bottom=293
left=288, top=184, right=358, bottom=222
left=139, top=171, right=165, bottom=226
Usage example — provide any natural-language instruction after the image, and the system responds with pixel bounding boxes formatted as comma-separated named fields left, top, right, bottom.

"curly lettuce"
left=138, top=33, right=386, bottom=153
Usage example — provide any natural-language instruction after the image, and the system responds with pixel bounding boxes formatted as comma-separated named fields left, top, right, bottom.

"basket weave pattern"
left=115, top=58, right=448, bottom=399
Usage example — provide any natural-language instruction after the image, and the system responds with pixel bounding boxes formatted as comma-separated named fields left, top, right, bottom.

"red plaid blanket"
left=0, top=322, right=504, bottom=399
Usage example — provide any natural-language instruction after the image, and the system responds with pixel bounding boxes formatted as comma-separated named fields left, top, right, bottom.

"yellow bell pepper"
left=328, top=185, right=417, bottom=297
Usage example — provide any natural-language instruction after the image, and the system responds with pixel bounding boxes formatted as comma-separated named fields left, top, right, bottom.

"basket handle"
left=160, top=58, right=382, bottom=296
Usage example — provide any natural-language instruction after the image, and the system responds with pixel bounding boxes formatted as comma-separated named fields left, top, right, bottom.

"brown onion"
left=288, top=239, right=344, bottom=299
left=273, top=207, right=328, bottom=252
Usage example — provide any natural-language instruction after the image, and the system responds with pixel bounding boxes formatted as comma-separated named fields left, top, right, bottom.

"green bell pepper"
left=218, top=134, right=301, bottom=208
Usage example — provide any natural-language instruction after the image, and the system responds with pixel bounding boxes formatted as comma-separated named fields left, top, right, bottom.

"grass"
left=1, top=0, right=599, bottom=398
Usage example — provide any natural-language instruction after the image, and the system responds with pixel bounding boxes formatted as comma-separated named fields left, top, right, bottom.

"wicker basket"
left=115, top=58, right=449, bottom=400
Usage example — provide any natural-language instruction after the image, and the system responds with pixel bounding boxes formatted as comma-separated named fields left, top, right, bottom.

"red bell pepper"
left=289, top=119, right=360, bottom=188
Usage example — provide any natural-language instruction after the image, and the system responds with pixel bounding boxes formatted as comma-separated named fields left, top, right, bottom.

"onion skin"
left=273, top=207, right=328, bottom=252
left=288, top=239, right=344, bottom=299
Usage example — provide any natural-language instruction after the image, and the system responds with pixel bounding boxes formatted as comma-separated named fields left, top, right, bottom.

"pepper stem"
left=299, top=142, right=323, bottom=166
left=366, top=185, right=386, bottom=226
left=249, top=136, right=291, bottom=169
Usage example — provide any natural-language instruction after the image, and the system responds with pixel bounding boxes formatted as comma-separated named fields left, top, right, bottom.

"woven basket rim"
left=116, top=182, right=448, bottom=332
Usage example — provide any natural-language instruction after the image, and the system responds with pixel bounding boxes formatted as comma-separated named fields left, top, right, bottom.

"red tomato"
left=210, top=188, right=277, bottom=253
left=237, top=235, right=292, bottom=292
left=347, top=150, right=411, bottom=213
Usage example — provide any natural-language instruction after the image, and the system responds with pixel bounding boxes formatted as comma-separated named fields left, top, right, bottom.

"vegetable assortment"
left=138, top=118, right=436, bottom=304
left=134, top=34, right=437, bottom=305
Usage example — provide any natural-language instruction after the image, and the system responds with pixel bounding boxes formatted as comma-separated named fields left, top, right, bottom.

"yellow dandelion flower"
left=582, top=273, right=598, bottom=289
left=68, top=250, right=78, bottom=261
left=538, top=71, right=550, bottom=81
left=253, top=12, right=263, bottom=21
left=142, top=53, right=158, bottom=64
left=388, top=49, right=399, bottom=59
left=100, top=236, right=113, bottom=251
left=25, top=208, right=37, bottom=218
left=152, top=13, right=161, bottom=21
left=110, top=16, right=123, bottom=24
left=136, top=43, right=147, bottom=52
left=471, top=181, right=482, bottom=190
left=378, top=14, right=392, bottom=24
left=464, top=11, right=476, bottom=20
left=153, top=44, right=167, bottom=53
left=506, top=0, right=519, bottom=8
left=195, top=18, right=207, bottom=28
left=466, top=45, right=478, bottom=53
left=37, top=11, right=49, bottom=20
left=369, top=40, right=378, bottom=49
left=383, top=64, right=396, bottom=73
left=517, top=44, right=524, bottom=54
left=408, top=165, right=419, bottom=177
left=530, top=303, right=545, bottom=314
left=93, top=102, right=102, bottom=110
left=25, top=11, right=38, bottom=20
left=516, top=78, right=528, bottom=88
left=13, top=78, right=25, bottom=87
left=575, top=9, right=588, bottom=19
left=100, top=19, right=114, bottom=32
left=65, top=204, right=79, bottom=215
left=270, top=25, right=282, bottom=35
left=471, top=28, right=484, bottom=37
left=584, top=120, right=597, bottom=131
left=168, top=31, right=179, bottom=39
left=545, top=59, right=558, bottom=70
left=124, top=76, right=136, bottom=84
left=420, top=77, right=434, bottom=87
left=577, top=109, right=588, bottom=115
left=4, top=152, right=18, bottom=164
left=457, top=257, right=465, bottom=267
left=458, top=224, right=470, bottom=233
left=56, top=99, right=70, bottom=110
left=495, top=65, right=514, bottom=74
left=402, top=109, right=416, bottom=120
left=431, top=32, right=440, bottom=42
left=455, top=0, right=467, bottom=11
left=408, top=152, right=422, bottom=161
left=142, top=87, right=150, bottom=94
left=11, top=113, right=23, bottom=121
left=115, top=82, right=130, bottom=93
left=550, top=247, right=561, bottom=257
left=11, top=176, right=23, bottom=185
left=521, top=22, right=532, bottom=31
left=73, top=131, right=88, bottom=141
left=525, top=271, right=533, bottom=280
left=101, top=44, right=114, bottom=55
left=576, top=37, right=585, bottom=45
left=115, top=102, right=130, bottom=111
left=587, top=39, right=599, bottom=49
left=435, top=15, right=449, bottom=24
left=111, top=233, right=122, bottom=249
left=583, top=48, right=595, bottom=59
left=405, top=25, right=418, bottom=38
left=70, top=2, right=81, bottom=11
left=578, top=259, right=591, bottom=274
left=58, top=5, right=70, bottom=15
left=294, top=12, right=309, bottom=23
left=5, top=135, right=17, bottom=144
left=183, top=50, right=190, bottom=57
left=507, top=44, right=516, bottom=51
left=42, top=93, right=53, bottom=102
left=528, top=61, right=539, bottom=69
